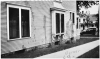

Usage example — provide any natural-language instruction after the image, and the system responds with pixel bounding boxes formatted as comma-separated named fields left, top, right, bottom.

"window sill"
left=7, top=37, right=31, bottom=41
left=55, top=33, right=64, bottom=35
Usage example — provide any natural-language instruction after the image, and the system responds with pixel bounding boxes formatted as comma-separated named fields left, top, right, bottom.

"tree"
left=77, top=1, right=99, bottom=12
left=77, top=1, right=99, bottom=33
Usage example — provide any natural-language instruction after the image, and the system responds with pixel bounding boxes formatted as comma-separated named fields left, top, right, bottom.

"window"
left=9, top=7, right=19, bottom=39
left=70, top=12, right=74, bottom=23
left=56, top=13, right=64, bottom=34
left=77, top=18, right=78, bottom=29
left=70, top=12, right=71, bottom=20
left=79, top=19, right=80, bottom=22
left=83, top=19, right=85, bottom=22
left=61, top=14, right=64, bottom=33
left=82, top=11, right=84, bottom=14
left=7, top=4, right=31, bottom=40
left=21, top=9, right=30, bottom=37
left=72, top=13, right=74, bottom=23
left=56, top=13, right=60, bottom=33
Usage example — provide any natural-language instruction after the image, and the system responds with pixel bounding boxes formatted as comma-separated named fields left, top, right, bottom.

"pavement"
left=1, top=35, right=99, bottom=58
left=35, top=40, right=99, bottom=58
left=78, top=46, right=99, bottom=58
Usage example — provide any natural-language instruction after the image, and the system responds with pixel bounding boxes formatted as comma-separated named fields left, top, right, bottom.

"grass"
left=1, top=37, right=99, bottom=58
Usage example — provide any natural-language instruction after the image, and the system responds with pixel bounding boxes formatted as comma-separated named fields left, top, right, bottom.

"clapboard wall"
left=1, top=1, right=76, bottom=54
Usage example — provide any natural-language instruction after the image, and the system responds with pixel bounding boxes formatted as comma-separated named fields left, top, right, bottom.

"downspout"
left=44, top=15, right=47, bottom=44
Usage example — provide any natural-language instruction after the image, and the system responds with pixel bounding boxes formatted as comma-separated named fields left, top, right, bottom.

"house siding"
left=1, top=1, right=77, bottom=54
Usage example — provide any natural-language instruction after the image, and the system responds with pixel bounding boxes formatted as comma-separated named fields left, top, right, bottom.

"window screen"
left=21, top=9, right=30, bottom=37
left=9, top=7, right=19, bottom=39
left=56, top=13, right=60, bottom=33
left=61, top=14, right=64, bottom=33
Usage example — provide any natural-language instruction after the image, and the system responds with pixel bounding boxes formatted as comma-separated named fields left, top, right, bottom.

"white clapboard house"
left=1, top=0, right=81, bottom=54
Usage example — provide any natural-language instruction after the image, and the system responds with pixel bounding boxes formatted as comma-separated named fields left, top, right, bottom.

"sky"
left=80, top=5, right=99, bottom=15
left=88, top=5, right=99, bottom=14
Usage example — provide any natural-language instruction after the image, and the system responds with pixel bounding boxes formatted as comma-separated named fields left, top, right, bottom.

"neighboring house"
left=79, top=14, right=98, bottom=31
left=1, top=0, right=80, bottom=55
left=79, top=17, right=87, bottom=30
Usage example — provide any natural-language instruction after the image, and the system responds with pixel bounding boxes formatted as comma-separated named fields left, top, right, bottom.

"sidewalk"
left=35, top=40, right=99, bottom=58
left=1, top=37, right=99, bottom=58
left=78, top=46, right=99, bottom=58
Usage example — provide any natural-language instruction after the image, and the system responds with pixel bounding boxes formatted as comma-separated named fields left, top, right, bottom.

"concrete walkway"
left=35, top=40, right=99, bottom=58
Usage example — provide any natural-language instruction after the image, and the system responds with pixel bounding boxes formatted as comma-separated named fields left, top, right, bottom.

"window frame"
left=7, top=4, right=31, bottom=40
left=52, top=10, right=65, bottom=35
left=55, top=0, right=62, bottom=3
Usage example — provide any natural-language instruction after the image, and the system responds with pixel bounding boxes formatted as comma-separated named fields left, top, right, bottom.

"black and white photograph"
left=1, top=0, right=99, bottom=58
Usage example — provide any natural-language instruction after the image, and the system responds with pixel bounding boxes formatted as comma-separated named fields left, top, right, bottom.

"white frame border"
left=52, top=10, right=65, bottom=35
left=7, top=4, right=31, bottom=40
